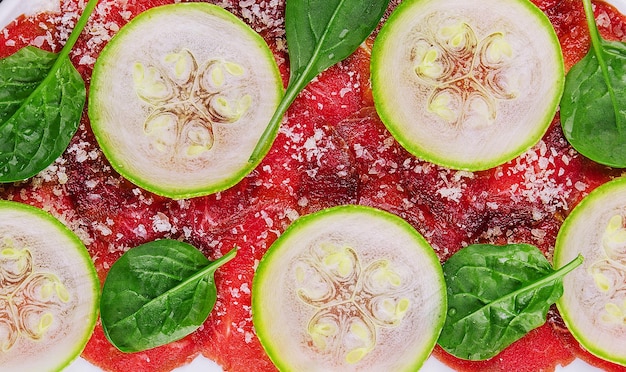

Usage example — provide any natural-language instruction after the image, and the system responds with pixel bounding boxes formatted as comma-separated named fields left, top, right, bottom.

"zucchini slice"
left=252, top=205, right=446, bottom=371
left=89, top=3, right=283, bottom=199
left=0, top=201, right=99, bottom=371
left=371, top=0, right=564, bottom=171
left=555, top=177, right=626, bottom=366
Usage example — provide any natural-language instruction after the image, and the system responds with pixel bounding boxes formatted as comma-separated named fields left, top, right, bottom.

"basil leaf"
left=100, top=240, right=237, bottom=353
left=560, top=0, right=626, bottom=167
left=0, top=0, right=98, bottom=182
left=437, top=244, right=582, bottom=361
left=249, top=0, right=389, bottom=162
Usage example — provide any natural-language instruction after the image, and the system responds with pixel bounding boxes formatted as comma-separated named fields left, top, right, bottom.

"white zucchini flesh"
left=555, top=177, right=626, bottom=366
left=0, top=201, right=99, bottom=371
left=89, top=3, right=283, bottom=199
left=371, top=0, right=564, bottom=171
left=252, top=205, right=446, bottom=371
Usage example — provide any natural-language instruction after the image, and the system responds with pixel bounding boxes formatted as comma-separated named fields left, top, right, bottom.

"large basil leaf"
left=284, top=0, right=389, bottom=86
left=0, top=0, right=98, bottom=182
left=249, top=0, right=389, bottom=161
left=100, top=240, right=237, bottom=353
left=437, top=244, right=582, bottom=360
left=560, top=0, right=626, bottom=167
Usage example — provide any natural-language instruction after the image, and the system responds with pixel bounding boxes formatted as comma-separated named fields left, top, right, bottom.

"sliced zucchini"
left=252, top=205, right=446, bottom=371
left=89, top=3, right=283, bottom=199
left=0, top=201, right=99, bottom=371
left=371, top=0, right=564, bottom=171
left=555, top=177, right=626, bottom=366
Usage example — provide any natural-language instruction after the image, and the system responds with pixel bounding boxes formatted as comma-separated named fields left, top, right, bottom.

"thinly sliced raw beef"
left=2, top=1, right=626, bottom=371
left=433, top=322, right=575, bottom=372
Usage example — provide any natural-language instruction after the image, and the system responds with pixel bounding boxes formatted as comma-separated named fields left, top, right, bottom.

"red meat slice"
left=433, top=322, right=576, bottom=372
left=191, top=40, right=375, bottom=372
left=83, top=322, right=201, bottom=372
left=554, top=325, right=626, bottom=372
left=3, top=1, right=626, bottom=372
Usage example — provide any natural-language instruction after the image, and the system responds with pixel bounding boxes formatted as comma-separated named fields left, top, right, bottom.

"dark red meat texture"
left=1, top=0, right=626, bottom=371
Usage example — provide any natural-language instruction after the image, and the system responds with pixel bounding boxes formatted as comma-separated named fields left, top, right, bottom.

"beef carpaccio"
left=1, top=0, right=626, bottom=371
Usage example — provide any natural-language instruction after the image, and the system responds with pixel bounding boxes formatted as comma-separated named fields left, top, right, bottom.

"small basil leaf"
left=0, top=0, right=98, bottom=182
left=0, top=54, right=85, bottom=181
left=437, top=243, right=582, bottom=361
left=100, top=240, right=237, bottom=353
left=0, top=47, right=57, bottom=123
left=560, top=0, right=626, bottom=167
left=249, top=0, right=389, bottom=162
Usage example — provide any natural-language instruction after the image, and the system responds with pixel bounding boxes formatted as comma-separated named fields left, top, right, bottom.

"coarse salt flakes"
left=353, top=143, right=369, bottom=159
left=303, top=136, right=317, bottom=151
left=119, top=10, right=132, bottom=20
left=283, top=208, right=299, bottom=221
left=538, top=156, right=550, bottom=170
left=297, top=197, right=309, bottom=207
left=57, top=170, right=69, bottom=184
left=230, top=287, right=241, bottom=298
left=486, top=202, right=499, bottom=210
left=575, top=181, right=588, bottom=191
left=152, top=212, right=172, bottom=233
left=78, top=54, right=96, bottom=65
left=32, top=35, right=46, bottom=47
left=437, top=187, right=462, bottom=203
left=94, top=222, right=113, bottom=236
left=531, top=229, right=547, bottom=239
left=597, top=11, right=611, bottom=28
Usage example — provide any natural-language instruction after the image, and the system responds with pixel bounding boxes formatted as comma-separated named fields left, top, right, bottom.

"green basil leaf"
left=0, top=47, right=57, bottom=123
left=437, top=243, right=582, bottom=361
left=285, top=0, right=388, bottom=85
left=0, top=51, right=85, bottom=181
left=560, top=0, right=626, bottom=167
left=100, top=240, right=237, bottom=353
left=249, top=0, right=389, bottom=162
left=0, top=0, right=98, bottom=182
